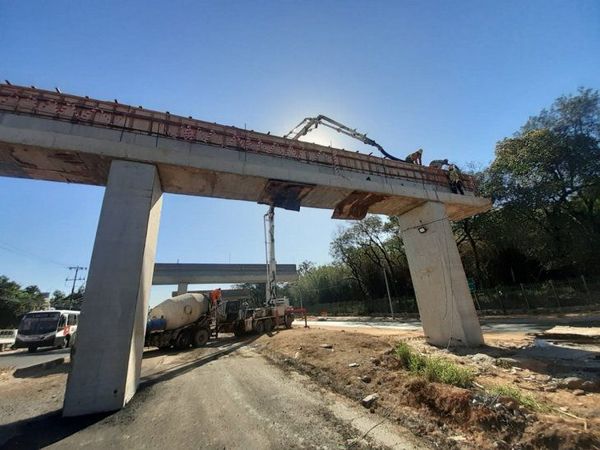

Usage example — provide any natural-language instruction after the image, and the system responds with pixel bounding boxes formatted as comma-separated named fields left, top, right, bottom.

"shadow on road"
left=0, top=335, right=259, bottom=449
left=139, top=334, right=258, bottom=389
left=12, top=360, right=69, bottom=379
left=0, top=410, right=110, bottom=449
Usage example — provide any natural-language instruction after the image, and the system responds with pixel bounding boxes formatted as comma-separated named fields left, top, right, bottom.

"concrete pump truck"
left=216, top=205, right=294, bottom=336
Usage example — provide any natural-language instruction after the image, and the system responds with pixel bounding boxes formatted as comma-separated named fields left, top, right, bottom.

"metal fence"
left=303, top=276, right=600, bottom=316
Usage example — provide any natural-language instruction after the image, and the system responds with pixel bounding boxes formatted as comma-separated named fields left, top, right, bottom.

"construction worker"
left=210, top=288, right=222, bottom=305
left=429, top=158, right=449, bottom=169
left=447, top=164, right=465, bottom=195
left=405, top=148, right=423, bottom=165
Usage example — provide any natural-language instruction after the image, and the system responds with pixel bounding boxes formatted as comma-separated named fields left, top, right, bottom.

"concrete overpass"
left=152, top=263, right=298, bottom=285
left=0, top=84, right=491, bottom=416
left=152, top=262, right=298, bottom=295
left=173, top=288, right=252, bottom=299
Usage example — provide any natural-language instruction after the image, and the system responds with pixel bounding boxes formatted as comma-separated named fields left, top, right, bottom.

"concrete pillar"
left=397, top=201, right=484, bottom=347
left=63, top=160, right=163, bottom=416
left=176, top=282, right=188, bottom=295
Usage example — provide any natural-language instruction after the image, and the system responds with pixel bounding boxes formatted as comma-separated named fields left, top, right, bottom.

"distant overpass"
left=152, top=263, right=298, bottom=285
left=172, top=288, right=251, bottom=299
left=0, top=84, right=488, bottom=416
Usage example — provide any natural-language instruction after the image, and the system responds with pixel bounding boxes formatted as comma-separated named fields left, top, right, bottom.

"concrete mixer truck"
left=145, top=293, right=212, bottom=350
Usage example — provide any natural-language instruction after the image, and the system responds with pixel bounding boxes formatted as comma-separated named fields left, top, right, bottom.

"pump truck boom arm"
left=284, top=114, right=403, bottom=161
left=264, top=205, right=277, bottom=306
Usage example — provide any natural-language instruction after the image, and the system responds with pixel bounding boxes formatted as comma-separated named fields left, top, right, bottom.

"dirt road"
left=0, top=343, right=425, bottom=449
left=298, top=313, right=600, bottom=336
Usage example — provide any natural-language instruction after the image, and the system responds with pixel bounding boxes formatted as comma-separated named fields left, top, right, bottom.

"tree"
left=0, top=275, right=47, bottom=328
left=487, top=88, right=600, bottom=274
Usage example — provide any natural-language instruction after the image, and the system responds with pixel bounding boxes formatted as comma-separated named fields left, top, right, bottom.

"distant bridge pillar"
left=397, top=201, right=484, bottom=347
left=63, top=160, right=163, bottom=416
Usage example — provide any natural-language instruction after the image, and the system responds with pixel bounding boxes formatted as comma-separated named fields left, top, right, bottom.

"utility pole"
left=382, top=266, right=394, bottom=319
left=66, top=266, right=87, bottom=295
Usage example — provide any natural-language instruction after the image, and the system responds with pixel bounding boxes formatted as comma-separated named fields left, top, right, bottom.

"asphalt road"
left=0, top=347, right=69, bottom=369
left=1, top=345, right=425, bottom=449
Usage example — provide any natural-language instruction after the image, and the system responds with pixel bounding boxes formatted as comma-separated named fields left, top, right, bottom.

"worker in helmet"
left=447, top=164, right=465, bottom=195
left=210, top=288, right=222, bottom=305
left=405, top=148, right=423, bottom=165
left=429, top=158, right=449, bottom=169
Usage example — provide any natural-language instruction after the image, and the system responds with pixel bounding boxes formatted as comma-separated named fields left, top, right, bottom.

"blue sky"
left=1, top=0, right=598, bottom=305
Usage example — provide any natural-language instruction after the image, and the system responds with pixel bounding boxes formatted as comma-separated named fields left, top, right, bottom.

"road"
left=1, top=344, right=426, bottom=449
left=299, top=313, right=600, bottom=335
left=0, top=347, right=70, bottom=370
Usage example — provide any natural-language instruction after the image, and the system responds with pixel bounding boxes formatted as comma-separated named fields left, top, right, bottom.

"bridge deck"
left=0, top=84, right=475, bottom=188
left=0, top=84, right=490, bottom=220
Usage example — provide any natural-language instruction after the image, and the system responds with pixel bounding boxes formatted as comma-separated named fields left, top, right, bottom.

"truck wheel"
left=284, top=315, right=293, bottom=329
left=175, top=331, right=190, bottom=349
left=263, top=319, right=273, bottom=333
left=192, top=328, right=209, bottom=347
left=233, top=322, right=245, bottom=337
left=254, top=320, right=264, bottom=334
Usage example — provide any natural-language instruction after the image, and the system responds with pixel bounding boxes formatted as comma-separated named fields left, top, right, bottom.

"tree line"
left=0, top=275, right=83, bottom=328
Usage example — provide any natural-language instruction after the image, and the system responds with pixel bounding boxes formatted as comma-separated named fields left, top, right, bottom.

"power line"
left=0, top=241, right=70, bottom=267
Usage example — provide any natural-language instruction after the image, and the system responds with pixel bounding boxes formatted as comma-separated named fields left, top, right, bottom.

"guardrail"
left=0, top=329, right=17, bottom=351
left=0, top=84, right=476, bottom=191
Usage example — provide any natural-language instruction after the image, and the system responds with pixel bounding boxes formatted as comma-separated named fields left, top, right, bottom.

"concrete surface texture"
left=153, top=262, right=298, bottom=285
left=63, top=160, right=163, bottom=416
left=397, top=201, right=484, bottom=346
left=0, top=84, right=491, bottom=221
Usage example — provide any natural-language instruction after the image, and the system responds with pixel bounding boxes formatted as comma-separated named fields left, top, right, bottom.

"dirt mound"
left=402, top=379, right=473, bottom=421
left=522, top=422, right=600, bottom=449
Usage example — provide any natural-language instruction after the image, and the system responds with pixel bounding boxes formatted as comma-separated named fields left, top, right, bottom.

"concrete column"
left=176, top=283, right=188, bottom=295
left=63, top=160, right=163, bottom=416
left=397, top=201, right=484, bottom=347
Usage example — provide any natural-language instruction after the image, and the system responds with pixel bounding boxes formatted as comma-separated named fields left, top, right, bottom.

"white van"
left=15, top=310, right=80, bottom=352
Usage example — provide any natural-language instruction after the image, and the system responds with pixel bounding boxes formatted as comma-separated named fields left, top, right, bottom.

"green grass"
left=488, top=384, right=547, bottom=412
left=394, top=342, right=474, bottom=388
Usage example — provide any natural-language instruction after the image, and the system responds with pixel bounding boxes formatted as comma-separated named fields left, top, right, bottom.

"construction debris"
left=361, top=393, right=379, bottom=408
left=537, top=326, right=599, bottom=342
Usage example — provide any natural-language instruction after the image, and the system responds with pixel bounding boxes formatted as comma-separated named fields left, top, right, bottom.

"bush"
left=395, top=342, right=474, bottom=388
